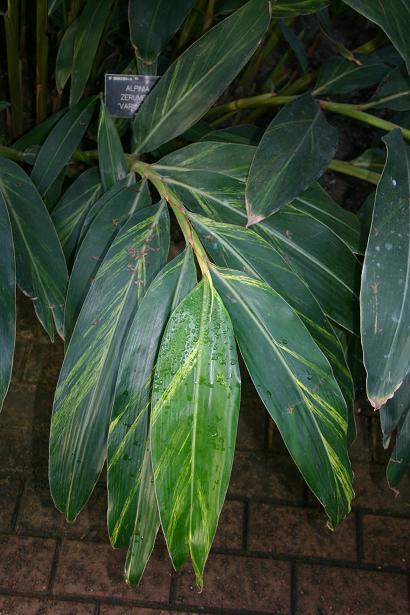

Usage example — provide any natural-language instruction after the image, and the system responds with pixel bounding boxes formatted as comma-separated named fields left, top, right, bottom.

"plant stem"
left=203, top=0, right=215, bottom=32
left=0, top=145, right=25, bottom=162
left=4, top=0, right=24, bottom=138
left=206, top=93, right=295, bottom=117
left=240, top=21, right=281, bottom=89
left=328, top=160, right=380, bottom=185
left=131, top=160, right=210, bottom=277
left=36, top=0, right=48, bottom=123
left=279, top=70, right=318, bottom=96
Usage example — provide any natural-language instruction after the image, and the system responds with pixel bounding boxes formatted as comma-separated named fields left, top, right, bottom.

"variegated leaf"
left=151, top=279, right=241, bottom=587
left=50, top=202, right=170, bottom=520
left=212, top=267, right=354, bottom=527
left=97, top=101, right=128, bottom=191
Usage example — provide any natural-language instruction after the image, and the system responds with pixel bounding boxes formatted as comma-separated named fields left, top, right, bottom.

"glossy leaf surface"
left=64, top=179, right=150, bottom=342
left=55, top=17, right=78, bottom=93
left=151, top=280, right=240, bottom=587
left=51, top=168, right=103, bottom=264
left=0, top=195, right=15, bottom=410
left=342, top=0, right=410, bottom=72
left=313, top=56, right=388, bottom=96
left=133, top=0, right=270, bottom=154
left=212, top=267, right=353, bottom=527
left=192, top=214, right=355, bottom=440
left=50, top=203, right=170, bottom=520
left=245, top=95, right=338, bottom=223
left=129, top=0, right=196, bottom=64
left=31, top=97, right=97, bottom=196
left=97, top=102, right=128, bottom=191
left=381, top=373, right=410, bottom=487
left=361, top=131, right=410, bottom=408
left=107, top=249, right=197, bottom=549
left=0, top=158, right=67, bottom=340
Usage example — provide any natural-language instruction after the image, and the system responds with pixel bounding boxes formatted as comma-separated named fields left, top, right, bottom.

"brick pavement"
left=0, top=294, right=409, bottom=614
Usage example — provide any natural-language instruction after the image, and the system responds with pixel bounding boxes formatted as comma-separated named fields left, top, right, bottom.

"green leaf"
left=279, top=21, right=308, bottom=73
left=13, top=108, right=67, bottom=150
left=0, top=158, right=68, bottom=340
left=271, top=0, right=328, bottom=17
left=370, top=66, right=410, bottom=111
left=191, top=214, right=355, bottom=441
left=200, top=124, right=263, bottom=145
left=380, top=373, right=410, bottom=487
left=342, top=0, right=410, bottom=73
left=157, top=142, right=360, bottom=332
left=70, top=0, right=114, bottom=105
left=97, top=101, right=128, bottom=191
left=313, top=56, right=388, bottom=96
left=361, top=130, right=410, bottom=408
left=64, top=178, right=150, bottom=342
left=31, top=97, right=97, bottom=196
left=55, top=17, right=78, bottom=93
left=151, top=279, right=240, bottom=587
left=211, top=267, right=353, bottom=527
left=107, top=249, right=197, bottom=551
left=245, top=95, right=338, bottom=224
left=50, top=202, right=170, bottom=521
left=132, top=0, right=270, bottom=154
left=0, top=195, right=15, bottom=410
left=51, top=168, right=103, bottom=264
left=129, top=0, right=196, bottom=64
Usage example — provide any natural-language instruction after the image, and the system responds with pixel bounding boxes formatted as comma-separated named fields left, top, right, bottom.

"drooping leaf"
left=64, top=178, right=150, bottom=342
left=313, top=56, right=388, bottom=96
left=245, top=94, right=338, bottom=224
left=211, top=267, right=354, bottom=527
left=50, top=202, right=170, bottom=521
left=200, top=124, right=263, bottom=146
left=69, top=0, right=114, bottom=105
left=0, top=195, right=15, bottom=411
left=151, top=279, right=240, bottom=587
left=361, top=130, right=410, bottom=409
left=97, top=101, right=128, bottom=191
left=55, top=17, right=78, bottom=93
left=13, top=108, right=67, bottom=150
left=342, top=0, right=410, bottom=73
left=279, top=21, right=308, bottom=73
left=380, top=371, right=410, bottom=445
left=51, top=168, right=103, bottom=264
left=129, top=0, right=197, bottom=64
left=132, top=0, right=270, bottom=154
left=107, top=249, right=197, bottom=551
left=31, top=97, right=97, bottom=196
left=191, top=214, right=355, bottom=441
left=380, top=372, right=410, bottom=487
left=370, top=66, right=410, bottom=111
left=0, top=158, right=68, bottom=340
left=351, top=148, right=385, bottom=175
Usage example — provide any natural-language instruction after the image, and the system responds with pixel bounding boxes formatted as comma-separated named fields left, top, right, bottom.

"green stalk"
left=0, top=145, right=25, bottom=162
left=4, top=0, right=24, bottom=138
left=328, top=160, right=380, bottom=185
left=203, top=0, right=215, bottom=32
left=240, top=22, right=281, bottom=89
left=36, top=0, right=48, bottom=123
left=263, top=47, right=292, bottom=89
left=206, top=93, right=295, bottom=117
left=132, top=160, right=210, bottom=277
left=177, top=0, right=206, bottom=51
left=279, top=70, right=318, bottom=96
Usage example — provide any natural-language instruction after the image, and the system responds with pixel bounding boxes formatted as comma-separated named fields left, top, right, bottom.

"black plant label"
left=105, top=74, right=159, bottom=118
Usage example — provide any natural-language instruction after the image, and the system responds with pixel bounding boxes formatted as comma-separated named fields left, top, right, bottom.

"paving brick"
left=175, top=554, right=291, bottom=613
left=16, top=480, right=107, bottom=541
left=236, top=397, right=266, bottom=450
left=363, top=514, right=410, bottom=567
left=0, top=534, right=56, bottom=592
left=10, top=340, right=30, bottom=384
left=0, top=596, right=96, bottom=614
left=0, top=478, right=21, bottom=531
left=53, top=540, right=171, bottom=603
left=16, top=292, right=50, bottom=343
left=352, top=462, right=410, bottom=515
left=213, top=499, right=244, bottom=551
left=249, top=504, right=357, bottom=560
left=297, top=564, right=409, bottom=615
left=349, top=413, right=372, bottom=462
left=22, top=341, right=64, bottom=387
left=229, top=450, right=305, bottom=502
left=100, top=608, right=198, bottom=615
left=0, top=385, right=53, bottom=479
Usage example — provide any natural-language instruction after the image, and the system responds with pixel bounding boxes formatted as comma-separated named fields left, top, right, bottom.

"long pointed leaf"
left=212, top=267, right=354, bottom=527
left=50, top=202, right=170, bottom=520
left=97, top=101, right=128, bottom=191
left=245, top=94, right=338, bottom=224
left=0, top=158, right=68, bottom=340
left=108, top=249, right=196, bottom=549
left=0, top=196, right=15, bottom=410
left=361, top=130, right=410, bottom=408
left=132, top=0, right=270, bottom=154
left=151, top=280, right=241, bottom=587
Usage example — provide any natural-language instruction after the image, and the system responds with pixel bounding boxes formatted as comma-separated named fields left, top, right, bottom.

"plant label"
left=104, top=74, right=159, bottom=118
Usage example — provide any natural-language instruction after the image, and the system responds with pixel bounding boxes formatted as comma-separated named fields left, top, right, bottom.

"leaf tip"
left=246, top=212, right=265, bottom=228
